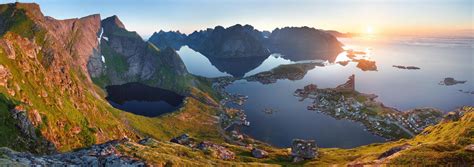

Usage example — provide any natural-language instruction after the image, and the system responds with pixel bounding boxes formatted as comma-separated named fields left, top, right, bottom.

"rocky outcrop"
left=8, top=106, right=55, bottom=154
left=44, top=14, right=102, bottom=81
left=197, top=141, right=235, bottom=160
left=0, top=138, right=145, bottom=166
left=266, top=27, right=343, bottom=62
left=187, top=24, right=270, bottom=58
left=290, top=139, right=318, bottom=163
left=148, top=30, right=186, bottom=50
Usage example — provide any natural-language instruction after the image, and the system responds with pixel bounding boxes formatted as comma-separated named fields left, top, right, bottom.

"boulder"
left=197, top=141, right=236, bottom=160
left=251, top=148, right=268, bottom=158
left=170, top=134, right=196, bottom=147
left=138, top=137, right=155, bottom=145
left=290, top=139, right=318, bottom=162
left=378, top=144, right=411, bottom=159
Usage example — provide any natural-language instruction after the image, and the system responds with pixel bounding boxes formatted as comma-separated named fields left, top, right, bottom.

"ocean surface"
left=176, top=36, right=474, bottom=148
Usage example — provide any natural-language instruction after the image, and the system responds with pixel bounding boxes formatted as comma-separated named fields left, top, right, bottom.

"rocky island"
left=245, top=62, right=324, bottom=84
left=439, top=77, right=467, bottom=86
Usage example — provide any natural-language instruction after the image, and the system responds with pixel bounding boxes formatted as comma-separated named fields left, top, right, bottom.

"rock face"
left=148, top=30, right=186, bottom=50
left=88, top=15, right=189, bottom=93
left=0, top=139, right=145, bottom=166
left=187, top=24, right=270, bottom=58
left=266, top=27, right=343, bottom=62
left=0, top=3, right=138, bottom=152
left=44, top=14, right=102, bottom=81
left=290, top=139, right=318, bottom=163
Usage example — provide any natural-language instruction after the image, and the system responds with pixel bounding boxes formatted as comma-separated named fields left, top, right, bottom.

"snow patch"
left=97, top=28, right=104, bottom=44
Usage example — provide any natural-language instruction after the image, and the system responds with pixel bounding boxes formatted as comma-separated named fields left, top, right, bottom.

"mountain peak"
left=102, top=15, right=126, bottom=30
left=1, top=3, right=44, bottom=21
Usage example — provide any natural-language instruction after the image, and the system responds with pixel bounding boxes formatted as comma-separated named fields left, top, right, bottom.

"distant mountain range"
left=148, top=25, right=344, bottom=62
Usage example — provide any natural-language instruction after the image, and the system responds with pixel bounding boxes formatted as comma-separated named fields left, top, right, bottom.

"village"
left=294, top=75, right=444, bottom=139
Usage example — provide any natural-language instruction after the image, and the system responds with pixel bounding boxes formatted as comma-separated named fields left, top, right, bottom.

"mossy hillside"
left=120, top=107, right=473, bottom=166
left=0, top=30, right=135, bottom=152
left=123, top=96, right=222, bottom=143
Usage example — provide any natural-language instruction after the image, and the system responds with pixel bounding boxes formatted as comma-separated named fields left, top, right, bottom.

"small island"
left=439, top=77, right=467, bottom=86
left=393, top=65, right=421, bottom=70
left=245, top=62, right=324, bottom=84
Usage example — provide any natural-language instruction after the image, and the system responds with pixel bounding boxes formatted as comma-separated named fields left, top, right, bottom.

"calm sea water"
left=177, top=36, right=473, bottom=148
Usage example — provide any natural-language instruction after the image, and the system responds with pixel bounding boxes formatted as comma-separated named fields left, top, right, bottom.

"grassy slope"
left=115, top=111, right=473, bottom=166
left=0, top=3, right=135, bottom=152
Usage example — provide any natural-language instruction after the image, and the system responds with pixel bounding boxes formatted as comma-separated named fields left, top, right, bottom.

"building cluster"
left=294, top=77, right=443, bottom=139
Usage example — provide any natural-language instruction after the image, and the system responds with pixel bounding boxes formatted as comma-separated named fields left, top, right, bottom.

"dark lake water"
left=106, top=82, right=184, bottom=117
left=176, top=36, right=474, bottom=148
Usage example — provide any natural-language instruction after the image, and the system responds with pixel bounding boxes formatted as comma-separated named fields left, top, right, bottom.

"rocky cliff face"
left=148, top=30, right=186, bottom=50
left=0, top=3, right=136, bottom=153
left=186, top=24, right=270, bottom=58
left=267, top=27, right=343, bottom=62
left=88, top=15, right=190, bottom=93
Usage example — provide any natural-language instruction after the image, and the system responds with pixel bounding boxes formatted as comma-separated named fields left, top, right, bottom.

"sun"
left=366, top=26, right=374, bottom=34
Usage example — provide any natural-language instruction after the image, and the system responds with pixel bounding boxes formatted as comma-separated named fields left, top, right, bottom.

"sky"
left=5, top=0, right=473, bottom=38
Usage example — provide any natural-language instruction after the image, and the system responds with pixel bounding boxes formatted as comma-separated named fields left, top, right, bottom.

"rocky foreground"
left=0, top=139, right=144, bottom=166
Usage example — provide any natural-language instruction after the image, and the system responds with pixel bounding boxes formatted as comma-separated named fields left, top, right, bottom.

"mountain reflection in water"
left=106, top=82, right=184, bottom=117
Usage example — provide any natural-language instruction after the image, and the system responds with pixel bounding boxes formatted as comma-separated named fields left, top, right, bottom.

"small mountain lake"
left=106, top=82, right=184, bottom=117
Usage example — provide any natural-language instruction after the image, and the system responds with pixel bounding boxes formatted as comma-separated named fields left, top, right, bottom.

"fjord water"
left=106, top=82, right=184, bottom=117
left=178, top=36, right=473, bottom=148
